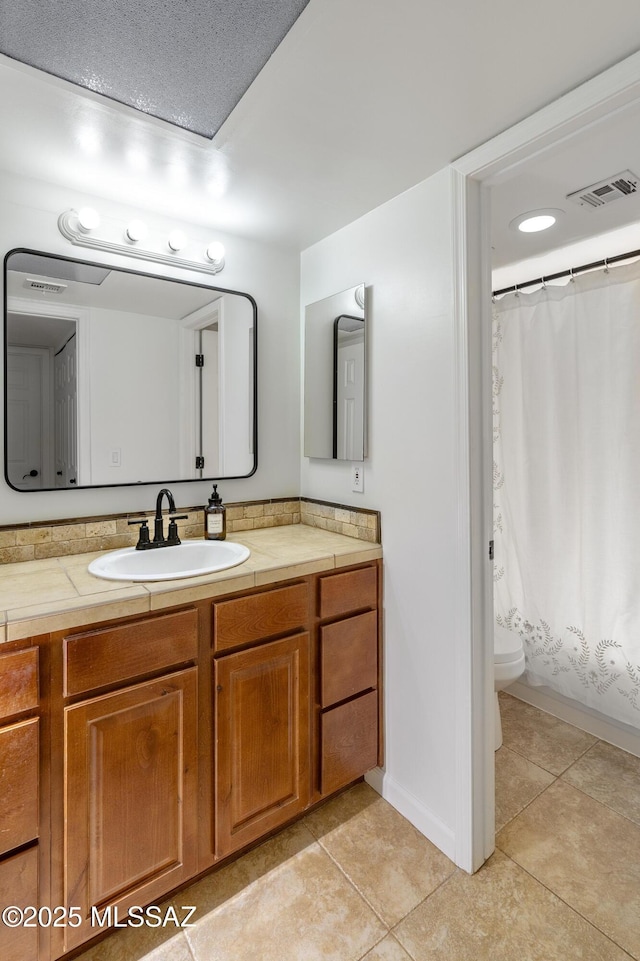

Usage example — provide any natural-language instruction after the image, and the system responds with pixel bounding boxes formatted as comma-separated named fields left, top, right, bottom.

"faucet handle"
left=128, top=518, right=151, bottom=550
left=166, top=515, right=188, bottom=546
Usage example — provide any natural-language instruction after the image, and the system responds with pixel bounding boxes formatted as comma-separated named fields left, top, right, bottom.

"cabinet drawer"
left=318, top=566, right=377, bottom=620
left=320, top=611, right=377, bottom=708
left=0, top=845, right=38, bottom=961
left=213, top=582, right=308, bottom=653
left=0, top=648, right=38, bottom=720
left=321, top=690, right=378, bottom=795
left=0, top=718, right=39, bottom=856
left=63, top=608, right=198, bottom=696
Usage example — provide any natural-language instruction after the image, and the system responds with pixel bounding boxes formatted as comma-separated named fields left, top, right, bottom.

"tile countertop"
left=0, top=525, right=382, bottom=643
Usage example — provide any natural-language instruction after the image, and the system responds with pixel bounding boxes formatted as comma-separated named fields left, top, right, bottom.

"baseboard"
left=509, top=680, right=640, bottom=758
left=365, top=768, right=457, bottom=864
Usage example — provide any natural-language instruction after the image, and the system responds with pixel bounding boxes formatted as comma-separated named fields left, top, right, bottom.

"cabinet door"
left=0, top=846, right=38, bottom=961
left=215, top=634, right=309, bottom=859
left=63, top=668, right=197, bottom=953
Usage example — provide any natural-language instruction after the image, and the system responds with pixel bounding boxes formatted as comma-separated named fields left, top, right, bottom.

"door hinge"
left=489, top=539, right=494, bottom=561
left=195, top=456, right=204, bottom=469
left=195, top=354, right=204, bottom=367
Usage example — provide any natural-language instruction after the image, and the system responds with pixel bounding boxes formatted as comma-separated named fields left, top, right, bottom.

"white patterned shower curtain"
left=493, top=260, right=640, bottom=729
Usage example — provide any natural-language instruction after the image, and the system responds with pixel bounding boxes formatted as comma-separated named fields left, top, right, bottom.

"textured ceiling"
left=0, top=0, right=310, bottom=138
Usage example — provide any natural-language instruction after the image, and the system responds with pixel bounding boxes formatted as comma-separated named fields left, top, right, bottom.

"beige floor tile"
left=497, top=779, right=640, bottom=957
left=185, top=820, right=386, bottom=961
left=304, top=783, right=455, bottom=926
left=563, top=740, right=640, bottom=825
left=499, top=693, right=597, bottom=774
left=73, top=919, right=193, bottom=961
left=495, top=746, right=555, bottom=832
left=394, top=849, right=632, bottom=961
left=176, top=821, right=316, bottom=917
left=360, top=934, right=413, bottom=960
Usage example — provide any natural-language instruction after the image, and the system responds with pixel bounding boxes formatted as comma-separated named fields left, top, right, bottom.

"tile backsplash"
left=0, top=498, right=380, bottom=564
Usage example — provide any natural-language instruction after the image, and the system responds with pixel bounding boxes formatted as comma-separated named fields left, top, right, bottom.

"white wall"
left=301, top=170, right=463, bottom=856
left=0, top=172, right=301, bottom=523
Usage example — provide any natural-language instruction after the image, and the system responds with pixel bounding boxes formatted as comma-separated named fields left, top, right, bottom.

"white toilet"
left=494, top=625, right=526, bottom=750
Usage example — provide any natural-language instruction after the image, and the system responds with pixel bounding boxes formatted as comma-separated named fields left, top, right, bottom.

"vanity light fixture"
left=167, top=229, right=187, bottom=252
left=205, top=241, right=225, bottom=267
left=57, top=209, right=226, bottom=275
left=76, top=206, right=101, bottom=232
left=125, top=219, right=149, bottom=243
left=509, top=208, right=564, bottom=234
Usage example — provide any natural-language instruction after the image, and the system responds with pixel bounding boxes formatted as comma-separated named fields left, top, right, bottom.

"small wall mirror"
left=304, top=284, right=366, bottom=460
left=4, top=249, right=257, bottom=491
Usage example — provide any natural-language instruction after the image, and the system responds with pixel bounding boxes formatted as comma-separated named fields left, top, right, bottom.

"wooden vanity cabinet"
left=0, top=644, right=42, bottom=961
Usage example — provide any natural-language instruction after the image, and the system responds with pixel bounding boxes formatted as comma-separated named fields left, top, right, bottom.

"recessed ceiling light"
left=509, top=208, right=564, bottom=234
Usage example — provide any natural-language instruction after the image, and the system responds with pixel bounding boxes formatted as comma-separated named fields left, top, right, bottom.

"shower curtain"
left=493, top=260, right=640, bottom=729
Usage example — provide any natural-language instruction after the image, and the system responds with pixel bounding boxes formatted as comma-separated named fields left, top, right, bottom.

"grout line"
left=356, top=930, right=414, bottom=961
left=313, top=837, right=392, bottom=929
left=556, top=773, right=640, bottom=831
left=182, top=926, right=199, bottom=961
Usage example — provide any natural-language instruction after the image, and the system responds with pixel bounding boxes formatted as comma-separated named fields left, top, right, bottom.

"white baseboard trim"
left=509, top=681, right=640, bottom=758
left=365, top=768, right=457, bottom=864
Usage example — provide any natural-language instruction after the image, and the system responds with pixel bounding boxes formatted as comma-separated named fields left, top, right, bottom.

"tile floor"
left=75, top=692, right=640, bottom=961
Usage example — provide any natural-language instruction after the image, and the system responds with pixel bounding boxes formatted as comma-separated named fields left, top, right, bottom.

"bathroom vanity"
left=0, top=526, right=382, bottom=960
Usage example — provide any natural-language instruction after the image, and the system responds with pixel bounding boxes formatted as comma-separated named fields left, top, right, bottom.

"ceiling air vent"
left=567, top=170, right=639, bottom=208
left=24, top=278, right=68, bottom=294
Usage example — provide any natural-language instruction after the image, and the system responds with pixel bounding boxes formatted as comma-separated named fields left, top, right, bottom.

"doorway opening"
left=6, top=311, right=78, bottom=489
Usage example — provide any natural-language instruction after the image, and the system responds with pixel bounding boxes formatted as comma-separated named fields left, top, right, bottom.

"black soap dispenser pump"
left=204, top=484, right=226, bottom=540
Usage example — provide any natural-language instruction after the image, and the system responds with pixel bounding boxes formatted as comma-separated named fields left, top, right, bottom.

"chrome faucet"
left=128, top=488, right=188, bottom=550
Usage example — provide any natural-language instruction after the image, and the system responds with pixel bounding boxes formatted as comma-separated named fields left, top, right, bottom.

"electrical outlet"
left=352, top=464, right=364, bottom=493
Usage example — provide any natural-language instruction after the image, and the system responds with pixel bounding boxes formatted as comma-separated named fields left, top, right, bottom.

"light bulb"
left=168, top=230, right=187, bottom=252
left=126, top=220, right=148, bottom=243
left=205, top=241, right=225, bottom=264
left=77, top=207, right=101, bottom=232
left=518, top=214, right=556, bottom=233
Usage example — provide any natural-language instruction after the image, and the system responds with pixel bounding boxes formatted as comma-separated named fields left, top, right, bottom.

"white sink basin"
left=88, top=540, right=250, bottom=582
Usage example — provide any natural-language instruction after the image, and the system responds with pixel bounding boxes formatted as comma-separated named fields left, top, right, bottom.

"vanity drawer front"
left=0, top=718, right=39, bottom=856
left=63, top=608, right=198, bottom=696
left=0, top=845, right=39, bottom=961
left=321, top=690, right=378, bottom=795
left=213, top=582, right=308, bottom=653
left=0, top=648, right=39, bottom=720
left=320, top=611, right=378, bottom=708
left=318, top=566, right=377, bottom=620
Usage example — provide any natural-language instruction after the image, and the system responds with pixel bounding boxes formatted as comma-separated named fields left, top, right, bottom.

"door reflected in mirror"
left=304, top=284, right=366, bottom=460
left=4, top=249, right=257, bottom=491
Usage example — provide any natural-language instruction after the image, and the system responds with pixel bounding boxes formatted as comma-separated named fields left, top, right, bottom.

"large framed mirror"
left=304, top=283, right=366, bottom=460
left=4, top=249, right=257, bottom=491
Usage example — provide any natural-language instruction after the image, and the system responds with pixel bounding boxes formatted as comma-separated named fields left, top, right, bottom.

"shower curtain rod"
left=492, top=246, right=640, bottom=297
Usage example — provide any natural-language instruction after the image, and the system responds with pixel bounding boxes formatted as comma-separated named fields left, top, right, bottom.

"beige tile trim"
left=0, top=499, right=381, bottom=564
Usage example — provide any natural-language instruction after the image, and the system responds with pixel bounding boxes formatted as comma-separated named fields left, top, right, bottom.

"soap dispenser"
left=204, top=484, right=226, bottom=540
